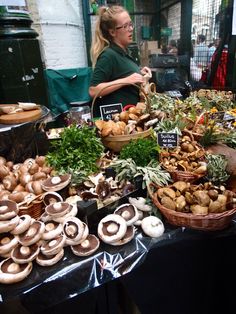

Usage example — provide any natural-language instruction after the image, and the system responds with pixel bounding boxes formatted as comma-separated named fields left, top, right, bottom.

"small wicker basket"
left=148, top=183, right=236, bottom=231
left=19, top=195, right=44, bottom=220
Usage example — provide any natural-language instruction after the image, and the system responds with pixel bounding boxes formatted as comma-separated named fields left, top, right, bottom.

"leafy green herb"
left=46, top=125, right=104, bottom=184
left=206, top=154, right=230, bottom=185
left=119, top=137, right=159, bottom=167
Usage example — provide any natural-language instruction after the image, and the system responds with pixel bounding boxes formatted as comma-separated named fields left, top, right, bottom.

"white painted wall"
left=27, top=0, right=88, bottom=69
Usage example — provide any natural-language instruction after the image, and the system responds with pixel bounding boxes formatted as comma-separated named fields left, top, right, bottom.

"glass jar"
left=69, top=101, right=91, bottom=126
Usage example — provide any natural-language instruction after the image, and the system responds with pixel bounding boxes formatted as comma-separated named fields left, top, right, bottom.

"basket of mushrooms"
left=159, top=134, right=207, bottom=183
left=148, top=181, right=236, bottom=231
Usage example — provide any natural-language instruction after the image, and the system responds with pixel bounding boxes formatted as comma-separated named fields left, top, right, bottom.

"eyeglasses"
left=116, top=21, right=134, bottom=31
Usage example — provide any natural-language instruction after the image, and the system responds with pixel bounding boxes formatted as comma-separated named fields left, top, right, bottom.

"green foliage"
left=206, top=154, right=230, bottom=185
left=46, top=125, right=104, bottom=183
left=119, top=137, right=159, bottom=167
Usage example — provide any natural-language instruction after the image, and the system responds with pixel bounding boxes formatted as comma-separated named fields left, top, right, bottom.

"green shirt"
left=90, top=43, right=140, bottom=117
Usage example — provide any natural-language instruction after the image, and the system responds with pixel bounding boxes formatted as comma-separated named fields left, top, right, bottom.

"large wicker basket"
left=101, top=127, right=152, bottom=152
left=148, top=183, right=236, bottom=231
left=92, top=82, right=153, bottom=152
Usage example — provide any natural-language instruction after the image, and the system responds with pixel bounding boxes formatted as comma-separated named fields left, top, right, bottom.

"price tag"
left=157, top=133, right=178, bottom=148
left=100, top=103, right=123, bottom=121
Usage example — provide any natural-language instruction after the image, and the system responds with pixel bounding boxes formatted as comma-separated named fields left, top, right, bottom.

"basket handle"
left=90, top=82, right=150, bottom=120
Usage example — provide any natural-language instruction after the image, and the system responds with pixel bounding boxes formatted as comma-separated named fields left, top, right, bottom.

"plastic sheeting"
left=1, top=219, right=236, bottom=313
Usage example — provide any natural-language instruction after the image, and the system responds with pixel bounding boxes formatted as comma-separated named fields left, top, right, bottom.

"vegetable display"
left=46, top=125, right=104, bottom=183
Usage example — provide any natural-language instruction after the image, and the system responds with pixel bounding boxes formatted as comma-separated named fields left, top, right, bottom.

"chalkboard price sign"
left=157, top=133, right=178, bottom=148
left=100, top=103, right=123, bottom=121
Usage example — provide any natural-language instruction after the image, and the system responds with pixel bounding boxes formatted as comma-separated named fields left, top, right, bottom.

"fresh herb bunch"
left=46, top=125, right=104, bottom=182
left=200, top=127, right=236, bottom=149
left=119, top=137, right=159, bottom=167
left=206, top=154, right=230, bottom=185
left=110, top=159, right=171, bottom=189
left=154, top=116, right=185, bottom=135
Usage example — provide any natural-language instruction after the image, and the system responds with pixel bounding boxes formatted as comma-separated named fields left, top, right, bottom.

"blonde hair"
left=90, top=5, right=127, bottom=68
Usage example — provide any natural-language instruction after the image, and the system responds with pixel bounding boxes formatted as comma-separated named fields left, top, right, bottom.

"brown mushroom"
left=42, top=191, right=63, bottom=206
left=18, top=221, right=45, bottom=246
left=63, top=217, right=85, bottom=245
left=0, top=200, right=18, bottom=220
left=42, top=221, right=63, bottom=240
left=45, top=202, right=72, bottom=218
left=0, top=215, right=20, bottom=233
left=0, top=233, right=18, bottom=256
left=40, top=234, right=66, bottom=256
left=42, top=174, right=71, bottom=192
left=114, top=203, right=139, bottom=226
left=11, top=243, right=40, bottom=264
left=71, top=234, right=100, bottom=256
left=0, top=258, right=33, bottom=284
left=36, top=248, right=64, bottom=267
left=11, top=215, right=32, bottom=235
left=97, top=214, right=127, bottom=244
left=109, top=225, right=136, bottom=246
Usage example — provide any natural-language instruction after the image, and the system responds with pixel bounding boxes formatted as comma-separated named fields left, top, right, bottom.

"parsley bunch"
left=119, top=137, right=159, bottom=167
left=46, top=125, right=104, bottom=181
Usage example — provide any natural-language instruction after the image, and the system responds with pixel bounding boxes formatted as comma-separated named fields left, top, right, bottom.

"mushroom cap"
left=114, top=203, right=139, bottom=226
left=109, top=225, right=136, bottom=246
left=128, top=197, right=152, bottom=212
left=65, top=222, right=89, bottom=246
left=71, top=234, right=100, bottom=257
left=0, top=258, right=33, bottom=284
left=63, top=217, right=85, bottom=245
left=0, top=215, right=20, bottom=233
left=36, top=248, right=64, bottom=266
left=11, top=243, right=40, bottom=264
left=41, top=221, right=63, bottom=240
left=11, top=215, right=32, bottom=235
left=97, top=214, right=127, bottom=244
left=0, top=200, right=18, bottom=220
left=42, top=191, right=63, bottom=206
left=45, top=202, right=72, bottom=218
left=18, top=221, right=45, bottom=246
left=141, top=216, right=165, bottom=238
left=53, top=204, right=78, bottom=224
left=0, top=233, right=18, bottom=256
left=40, top=234, right=66, bottom=256
left=42, top=174, right=71, bottom=192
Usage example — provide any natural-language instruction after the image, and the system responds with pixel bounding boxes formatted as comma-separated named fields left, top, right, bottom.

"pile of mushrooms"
left=160, top=135, right=207, bottom=174
left=95, top=103, right=165, bottom=137
left=156, top=181, right=236, bottom=215
left=69, top=172, right=137, bottom=209
left=0, top=195, right=101, bottom=284
left=97, top=198, right=164, bottom=245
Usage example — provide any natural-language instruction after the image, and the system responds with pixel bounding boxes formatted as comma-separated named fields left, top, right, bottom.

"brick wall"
left=26, top=0, right=87, bottom=69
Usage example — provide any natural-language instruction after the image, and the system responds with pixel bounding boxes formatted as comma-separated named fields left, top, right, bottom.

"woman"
left=89, top=5, right=151, bottom=117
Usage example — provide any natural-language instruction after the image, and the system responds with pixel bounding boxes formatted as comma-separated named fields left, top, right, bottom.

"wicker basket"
left=168, top=170, right=205, bottom=183
left=148, top=183, right=236, bottom=231
left=19, top=195, right=44, bottom=220
left=101, top=127, right=152, bottom=152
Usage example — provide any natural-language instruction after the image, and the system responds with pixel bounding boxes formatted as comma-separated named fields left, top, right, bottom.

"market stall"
left=0, top=87, right=236, bottom=314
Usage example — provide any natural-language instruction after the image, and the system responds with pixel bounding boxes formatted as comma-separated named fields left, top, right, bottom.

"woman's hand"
left=141, top=66, right=152, bottom=77
left=124, top=73, right=145, bottom=84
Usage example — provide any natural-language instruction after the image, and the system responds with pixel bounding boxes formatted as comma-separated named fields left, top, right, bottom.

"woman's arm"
left=89, top=72, right=144, bottom=98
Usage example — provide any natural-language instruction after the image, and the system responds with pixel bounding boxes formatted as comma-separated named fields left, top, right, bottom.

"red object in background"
left=123, top=104, right=135, bottom=111
left=211, top=47, right=228, bottom=89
